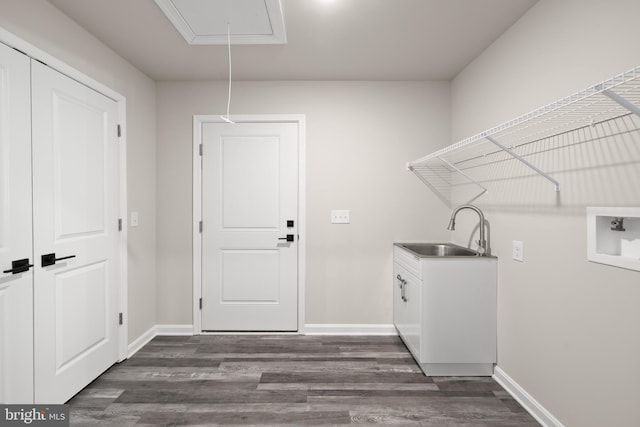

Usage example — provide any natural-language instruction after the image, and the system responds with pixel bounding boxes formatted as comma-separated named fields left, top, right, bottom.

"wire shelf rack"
left=408, top=66, right=640, bottom=207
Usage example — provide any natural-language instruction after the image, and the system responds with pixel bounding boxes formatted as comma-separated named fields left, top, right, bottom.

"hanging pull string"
left=221, top=22, right=235, bottom=124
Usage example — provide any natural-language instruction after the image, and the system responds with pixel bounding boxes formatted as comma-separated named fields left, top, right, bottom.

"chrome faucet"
left=447, top=204, right=488, bottom=256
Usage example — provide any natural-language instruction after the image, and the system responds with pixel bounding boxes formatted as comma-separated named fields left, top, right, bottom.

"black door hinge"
left=117, top=124, right=122, bottom=137
left=119, top=312, right=123, bottom=325
left=118, top=218, right=123, bottom=231
left=199, top=298, right=202, bottom=310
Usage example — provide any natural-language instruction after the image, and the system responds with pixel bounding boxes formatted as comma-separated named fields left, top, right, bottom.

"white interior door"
left=0, top=42, right=34, bottom=404
left=201, top=122, right=298, bottom=331
left=31, top=60, right=120, bottom=403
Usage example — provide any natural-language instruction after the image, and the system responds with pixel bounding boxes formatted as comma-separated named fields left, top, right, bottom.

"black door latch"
left=41, top=253, right=76, bottom=267
left=3, top=258, right=34, bottom=275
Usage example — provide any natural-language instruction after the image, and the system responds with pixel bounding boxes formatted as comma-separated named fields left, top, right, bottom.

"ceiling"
left=48, top=0, right=538, bottom=82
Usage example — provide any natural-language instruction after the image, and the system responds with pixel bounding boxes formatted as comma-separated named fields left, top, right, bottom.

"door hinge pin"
left=117, top=124, right=122, bottom=137
left=199, top=298, right=202, bottom=310
left=199, top=144, right=203, bottom=156
left=119, top=312, right=123, bottom=325
left=199, top=221, right=203, bottom=233
left=118, top=218, right=123, bottom=231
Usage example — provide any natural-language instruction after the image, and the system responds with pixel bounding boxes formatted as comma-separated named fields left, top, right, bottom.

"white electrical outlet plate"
left=331, top=210, right=350, bottom=224
left=512, top=240, right=523, bottom=262
left=131, top=211, right=139, bottom=227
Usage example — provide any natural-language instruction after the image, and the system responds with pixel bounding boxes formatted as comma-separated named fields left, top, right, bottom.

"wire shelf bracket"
left=485, top=135, right=560, bottom=192
left=603, top=89, right=640, bottom=118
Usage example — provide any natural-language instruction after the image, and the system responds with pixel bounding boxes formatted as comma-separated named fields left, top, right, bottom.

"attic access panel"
left=154, top=0, right=287, bottom=45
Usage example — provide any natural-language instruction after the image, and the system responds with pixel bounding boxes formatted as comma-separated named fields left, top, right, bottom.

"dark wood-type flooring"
left=68, top=335, right=540, bottom=426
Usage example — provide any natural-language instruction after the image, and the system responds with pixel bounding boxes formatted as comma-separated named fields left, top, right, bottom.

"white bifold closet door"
left=0, top=41, right=34, bottom=404
left=31, top=60, right=120, bottom=404
left=0, top=43, right=121, bottom=404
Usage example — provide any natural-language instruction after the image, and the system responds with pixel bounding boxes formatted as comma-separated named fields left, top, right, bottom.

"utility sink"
left=393, top=242, right=497, bottom=376
left=396, top=243, right=479, bottom=257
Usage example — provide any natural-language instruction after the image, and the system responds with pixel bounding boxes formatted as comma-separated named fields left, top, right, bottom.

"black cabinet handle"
left=3, top=258, right=34, bottom=275
left=41, top=253, right=76, bottom=267
left=278, top=234, right=295, bottom=242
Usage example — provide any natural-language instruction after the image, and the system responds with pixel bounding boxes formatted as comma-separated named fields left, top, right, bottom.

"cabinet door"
left=393, top=263, right=421, bottom=357
left=401, top=268, right=421, bottom=357
left=393, top=263, right=406, bottom=335
left=0, top=42, right=33, bottom=404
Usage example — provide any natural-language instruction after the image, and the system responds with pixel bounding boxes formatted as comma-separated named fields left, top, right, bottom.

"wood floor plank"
left=260, top=371, right=434, bottom=384
left=98, top=366, right=259, bottom=382
left=67, top=335, right=540, bottom=426
left=257, top=382, right=441, bottom=391
left=116, top=389, right=308, bottom=405
left=122, top=357, right=223, bottom=367
left=137, top=410, right=352, bottom=426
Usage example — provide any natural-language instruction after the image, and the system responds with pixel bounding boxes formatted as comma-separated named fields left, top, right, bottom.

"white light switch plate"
left=131, top=211, right=139, bottom=227
left=512, top=240, right=523, bottom=262
left=331, top=210, right=350, bottom=224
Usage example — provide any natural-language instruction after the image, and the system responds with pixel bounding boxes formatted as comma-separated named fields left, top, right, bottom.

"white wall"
left=156, top=81, right=451, bottom=325
left=451, top=1, right=640, bottom=426
left=0, top=0, right=158, bottom=343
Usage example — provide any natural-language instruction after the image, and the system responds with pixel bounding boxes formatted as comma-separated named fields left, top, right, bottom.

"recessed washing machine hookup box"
left=587, top=207, right=640, bottom=272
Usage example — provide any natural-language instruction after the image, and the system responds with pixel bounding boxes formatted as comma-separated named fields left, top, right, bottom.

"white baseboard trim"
left=127, top=326, right=157, bottom=358
left=493, top=366, right=565, bottom=427
left=304, top=324, right=397, bottom=335
left=156, top=324, right=195, bottom=336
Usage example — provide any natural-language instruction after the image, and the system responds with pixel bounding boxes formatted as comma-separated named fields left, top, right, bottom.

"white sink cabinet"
left=393, top=244, right=497, bottom=376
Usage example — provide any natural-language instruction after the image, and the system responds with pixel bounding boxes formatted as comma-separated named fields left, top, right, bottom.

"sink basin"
left=396, top=243, right=479, bottom=257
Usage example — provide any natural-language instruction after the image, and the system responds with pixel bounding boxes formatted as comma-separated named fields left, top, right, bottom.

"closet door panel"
left=31, top=60, right=120, bottom=404
left=0, top=42, right=34, bottom=404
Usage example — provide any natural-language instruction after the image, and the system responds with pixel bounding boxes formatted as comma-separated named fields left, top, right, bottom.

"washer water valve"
left=610, top=217, right=626, bottom=232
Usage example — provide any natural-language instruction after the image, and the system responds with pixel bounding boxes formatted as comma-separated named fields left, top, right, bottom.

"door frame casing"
left=0, top=26, right=128, bottom=362
left=192, top=115, right=306, bottom=334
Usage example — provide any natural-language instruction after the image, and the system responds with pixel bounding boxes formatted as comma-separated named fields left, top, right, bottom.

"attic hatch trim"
left=154, top=0, right=287, bottom=45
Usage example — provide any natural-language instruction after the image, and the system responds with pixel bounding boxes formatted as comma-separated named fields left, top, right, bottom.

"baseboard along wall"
left=303, top=324, right=397, bottom=335
left=493, top=366, right=565, bottom=427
